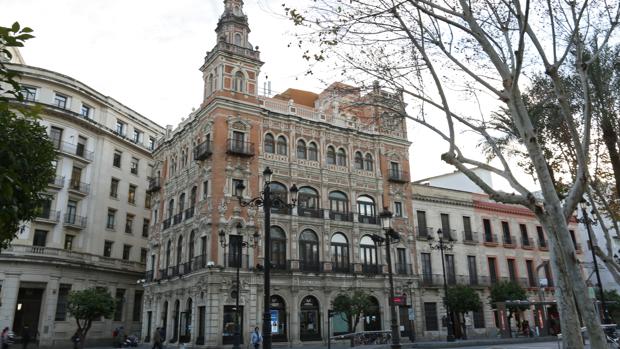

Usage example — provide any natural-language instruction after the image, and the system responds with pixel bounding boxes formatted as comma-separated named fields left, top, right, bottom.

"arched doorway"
left=162, top=301, right=168, bottom=339
left=271, top=295, right=288, bottom=342
left=363, top=297, right=381, bottom=331
left=171, top=300, right=180, bottom=343
left=300, top=296, right=321, bottom=341
left=180, top=298, right=192, bottom=343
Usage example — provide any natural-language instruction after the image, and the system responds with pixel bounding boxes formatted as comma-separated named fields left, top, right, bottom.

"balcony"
left=502, top=235, right=516, bottom=248
left=57, top=141, right=94, bottom=161
left=299, top=260, right=322, bottom=273
left=185, top=207, right=195, bottom=220
left=168, top=265, right=179, bottom=278
left=358, top=214, right=379, bottom=225
left=483, top=233, right=499, bottom=246
left=395, top=263, right=412, bottom=275
left=421, top=274, right=492, bottom=288
left=179, top=261, right=193, bottom=276
left=226, top=139, right=254, bottom=157
left=521, top=237, right=535, bottom=250
left=192, top=255, right=207, bottom=270
left=416, top=226, right=433, bottom=240
left=360, top=263, right=382, bottom=275
left=173, top=213, right=183, bottom=225
left=147, top=177, right=162, bottom=192
left=0, top=245, right=144, bottom=273
left=462, top=231, right=479, bottom=244
left=63, top=214, right=87, bottom=229
left=68, top=180, right=90, bottom=196
left=193, top=141, right=213, bottom=160
left=35, top=210, right=60, bottom=224
left=329, top=210, right=354, bottom=222
left=224, top=254, right=249, bottom=269
left=162, top=218, right=171, bottom=230
left=160, top=268, right=168, bottom=280
left=538, top=239, right=549, bottom=251
left=387, top=169, right=410, bottom=183
left=298, top=206, right=322, bottom=218
left=329, top=262, right=353, bottom=273
left=145, top=270, right=154, bottom=282
left=271, top=205, right=291, bottom=215
left=48, top=176, right=64, bottom=188
left=441, top=229, right=458, bottom=241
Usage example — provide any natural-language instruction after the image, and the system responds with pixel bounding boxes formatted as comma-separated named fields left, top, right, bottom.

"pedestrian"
left=152, top=327, right=162, bottom=349
left=1, top=327, right=10, bottom=349
left=70, top=329, right=81, bottom=349
left=251, top=327, right=262, bottom=349
left=117, top=326, right=126, bottom=348
left=20, top=326, right=30, bottom=349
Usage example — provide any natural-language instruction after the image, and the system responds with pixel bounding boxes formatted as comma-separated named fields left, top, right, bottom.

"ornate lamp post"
left=219, top=225, right=260, bottom=349
left=428, top=229, right=455, bottom=342
left=577, top=201, right=612, bottom=324
left=235, top=167, right=298, bottom=349
left=370, top=208, right=402, bottom=349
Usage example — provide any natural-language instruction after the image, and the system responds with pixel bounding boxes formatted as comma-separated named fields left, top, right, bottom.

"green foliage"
left=0, top=22, right=55, bottom=250
left=67, top=288, right=115, bottom=337
left=332, top=289, right=373, bottom=332
left=596, top=289, right=620, bottom=320
left=489, top=281, right=528, bottom=315
left=445, top=285, right=482, bottom=315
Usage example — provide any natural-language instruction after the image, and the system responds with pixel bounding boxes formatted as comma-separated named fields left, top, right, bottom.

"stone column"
left=290, top=292, right=300, bottom=345
left=0, top=274, right=20, bottom=331
left=39, top=277, right=60, bottom=347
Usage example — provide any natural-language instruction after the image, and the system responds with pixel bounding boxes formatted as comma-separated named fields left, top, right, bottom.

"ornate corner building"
left=142, top=0, right=414, bottom=347
left=0, top=61, right=165, bottom=346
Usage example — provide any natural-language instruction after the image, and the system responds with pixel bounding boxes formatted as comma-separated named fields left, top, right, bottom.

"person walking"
left=250, top=327, right=262, bottom=349
left=20, top=326, right=30, bottom=349
left=1, top=327, right=10, bottom=349
left=70, top=330, right=81, bottom=349
left=152, top=327, right=162, bottom=349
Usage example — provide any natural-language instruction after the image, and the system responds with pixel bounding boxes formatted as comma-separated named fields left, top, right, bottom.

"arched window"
left=183, top=298, right=193, bottom=341
left=308, top=142, right=318, bottom=161
left=326, top=146, right=336, bottom=165
left=173, top=300, right=180, bottom=341
left=297, top=139, right=307, bottom=159
left=337, top=148, right=347, bottom=166
left=264, top=133, right=275, bottom=153
left=271, top=295, right=287, bottom=341
left=357, top=195, right=376, bottom=223
left=299, top=230, right=319, bottom=271
left=271, top=226, right=287, bottom=270
left=168, top=199, right=175, bottom=219
left=298, top=187, right=319, bottom=217
left=331, top=233, right=349, bottom=272
left=190, top=186, right=197, bottom=209
left=179, top=193, right=186, bottom=214
left=300, top=296, right=322, bottom=341
left=354, top=151, right=364, bottom=169
left=329, top=191, right=348, bottom=213
left=277, top=136, right=287, bottom=155
left=234, top=71, right=245, bottom=92
left=176, top=235, right=183, bottom=266
left=188, top=230, right=195, bottom=262
left=166, top=240, right=172, bottom=268
left=363, top=297, right=382, bottom=331
left=208, top=74, right=215, bottom=95
left=234, top=33, right=242, bottom=46
left=360, top=235, right=378, bottom=273
left=364, top=153, right=374, bottom=171
left=269, top=182, right=289, bottom=214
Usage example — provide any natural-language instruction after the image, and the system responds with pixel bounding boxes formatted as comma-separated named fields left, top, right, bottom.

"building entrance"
left=13, top=287, right=44, bottom=335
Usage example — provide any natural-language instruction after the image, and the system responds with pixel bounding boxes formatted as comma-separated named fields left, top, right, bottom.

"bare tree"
left=284, top=1, right=620, bottom=348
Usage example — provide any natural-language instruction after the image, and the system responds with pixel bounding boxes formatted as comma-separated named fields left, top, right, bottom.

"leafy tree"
left=332, top=290, right=373, bottom=346
left=596, top=289, right=620, bottom=322
left=284, top=1, right=620, bottom=347
left=445, top=285, right=481, bottom=338
left=67, top=288, right=116, bottom=348
left=490, top=281, right=528, bottom=337
left=0, top=22, right=55, bottom=250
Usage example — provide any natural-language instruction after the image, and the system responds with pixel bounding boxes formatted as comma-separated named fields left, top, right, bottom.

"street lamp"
left=577, top=200, right=612, bottom=324
left=428, top=229, right=456, bottom=342
left=219, top=224, right=260, bottom=349
left=370, top=208, right=401, bottom=349
left=235, top=166, right=298, bottom=349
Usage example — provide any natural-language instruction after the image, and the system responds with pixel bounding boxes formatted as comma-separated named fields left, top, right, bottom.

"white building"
left=0, top=55, right=165, bottom=347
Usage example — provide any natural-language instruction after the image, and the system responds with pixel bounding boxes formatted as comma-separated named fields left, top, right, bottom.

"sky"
left=1, top=0, right=500, bottom=182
